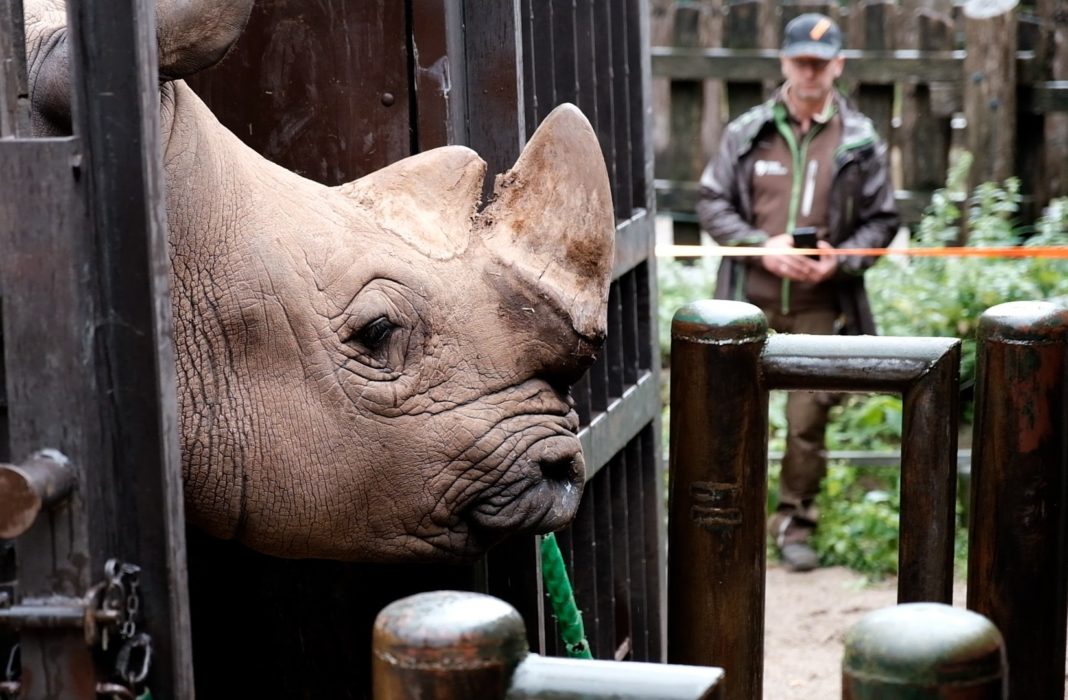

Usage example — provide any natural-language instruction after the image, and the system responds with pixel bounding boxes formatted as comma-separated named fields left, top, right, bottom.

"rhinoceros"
left=23, top=0, right=614, bottom=561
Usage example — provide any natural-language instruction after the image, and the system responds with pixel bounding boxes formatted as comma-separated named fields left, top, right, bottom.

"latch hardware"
left=0, top=560, right=152, bottom=699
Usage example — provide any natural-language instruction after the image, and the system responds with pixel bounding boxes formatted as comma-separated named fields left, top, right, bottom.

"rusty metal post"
left=373, top=590, right=724, bottom=700
left=842, top=603, right=1006, bottom=698
left=968, top=301, right=1068, bottom=700
left=667, top=300, right=769, bottom=700
left=0, top=449, right=74, bottom=538
left=373, top=590, right=528, bottom=699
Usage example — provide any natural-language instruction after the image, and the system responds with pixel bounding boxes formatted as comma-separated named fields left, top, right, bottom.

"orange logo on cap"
left=809, top=18, right=832, bottom=40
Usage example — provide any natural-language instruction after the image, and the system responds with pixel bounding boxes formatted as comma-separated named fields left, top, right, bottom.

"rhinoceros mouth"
left=466, top=434, right=585, bottom=534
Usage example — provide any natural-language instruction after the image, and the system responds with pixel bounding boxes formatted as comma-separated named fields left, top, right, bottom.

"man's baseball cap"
left=781, top=13, right=842, bottom=60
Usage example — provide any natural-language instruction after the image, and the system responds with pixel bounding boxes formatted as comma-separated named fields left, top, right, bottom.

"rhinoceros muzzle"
left=467, top=432, right=585, bottom=535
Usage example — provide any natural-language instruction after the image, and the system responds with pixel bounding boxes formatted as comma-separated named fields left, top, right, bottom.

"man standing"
left=695, top=13, right=898, bottom=571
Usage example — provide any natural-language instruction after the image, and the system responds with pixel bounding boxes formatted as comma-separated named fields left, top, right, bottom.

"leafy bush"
left=811, top=464, right=902, bottom=580
left=867, top=173, right=1068, bottom=388
left=658, top=172, right=1068, bottom=579
left=656, top=254, right=720, bottom=364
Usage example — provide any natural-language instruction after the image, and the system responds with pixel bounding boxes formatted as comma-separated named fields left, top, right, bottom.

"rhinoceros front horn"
left=480, top=104, right=616, bottom=346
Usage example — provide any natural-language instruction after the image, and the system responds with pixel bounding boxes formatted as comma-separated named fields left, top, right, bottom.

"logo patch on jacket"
left=754, top=160, right=789, bottom=177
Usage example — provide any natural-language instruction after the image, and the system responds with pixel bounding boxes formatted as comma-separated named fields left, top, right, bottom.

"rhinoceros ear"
left=335, top=146, right=486, bottom=259
left=157, top=0, right=256, bottom=80
left=480, top=103, right=615, bottom=341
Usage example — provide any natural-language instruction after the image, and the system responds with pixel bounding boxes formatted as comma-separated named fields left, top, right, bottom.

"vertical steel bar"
left=668, top=300, right=768, bottom=700
left=898, top=342, right=959, bottom=603
left=968, top=301, right=1068, bottom=700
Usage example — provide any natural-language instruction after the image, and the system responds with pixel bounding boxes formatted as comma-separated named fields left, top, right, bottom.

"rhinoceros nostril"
left=540, top=455, right=576, bottom=485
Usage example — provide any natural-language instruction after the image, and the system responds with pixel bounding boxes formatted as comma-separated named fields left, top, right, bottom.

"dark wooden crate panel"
left=185, top=0, right=411, bottom=185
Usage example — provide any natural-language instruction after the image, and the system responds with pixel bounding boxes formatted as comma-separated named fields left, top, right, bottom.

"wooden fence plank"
left=0, top=0, right=29, bottom=137
left=1038, top=0, right=1068, bottom=206
left=849, top=0, right=898, bottom=147
left=410, top=0, right=467, bottom=150
left=963, top=0, right=1019, bottom=194
left=186, top=1, right=411, bottom=185
left=899, top=0, right=955, bottom=193
left=724, top=0, right=765, bottom=121
left=665, top=4, right=706, bottom=244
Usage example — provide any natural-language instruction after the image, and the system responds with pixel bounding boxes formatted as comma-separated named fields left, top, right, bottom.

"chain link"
left=0, top=560, right=150, bottom=700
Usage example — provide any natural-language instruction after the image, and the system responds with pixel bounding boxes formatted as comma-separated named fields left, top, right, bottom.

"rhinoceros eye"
left=350, top=316, right=395, bottom=351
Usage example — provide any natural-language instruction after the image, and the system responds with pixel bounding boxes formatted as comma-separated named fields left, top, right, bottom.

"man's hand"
left=761, top=234, right=838, bottom=283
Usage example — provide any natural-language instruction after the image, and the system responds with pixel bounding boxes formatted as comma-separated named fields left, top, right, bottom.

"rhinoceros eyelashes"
left=347, top=316, right=396, bottom=354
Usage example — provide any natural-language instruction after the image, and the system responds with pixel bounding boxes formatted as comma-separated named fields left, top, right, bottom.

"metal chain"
left=95, top=560, right=151, bottom=700
left=0, top=560, right=151, bottom=700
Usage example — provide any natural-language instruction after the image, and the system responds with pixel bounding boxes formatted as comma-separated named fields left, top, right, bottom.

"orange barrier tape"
left=656, top=244, right=1068, bottom=259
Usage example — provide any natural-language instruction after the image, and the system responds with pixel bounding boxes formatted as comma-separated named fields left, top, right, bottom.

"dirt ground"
left=763, top=564, right=968, bottom=699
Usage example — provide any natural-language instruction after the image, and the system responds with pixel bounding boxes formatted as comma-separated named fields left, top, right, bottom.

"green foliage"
left=826, top=394, right=902, bottom=451
left=658, top=170, right=1068, bottom=580
left=655, top=255, right=720, bottom=365
left=867, top=170, right=1068, bottom=390
left=811, top=465, right=902, bottom=580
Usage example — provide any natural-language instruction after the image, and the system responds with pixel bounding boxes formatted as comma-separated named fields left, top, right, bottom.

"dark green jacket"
left=695, top=90, right=899, bottom=335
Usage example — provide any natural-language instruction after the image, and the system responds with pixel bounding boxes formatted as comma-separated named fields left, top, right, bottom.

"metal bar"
left=64, top=0, right=192, bottom=693
left=579, top=370, right=659, bottom=479
left=462, top=0, right=524, bottom=202
left=592, top=468, right=615, bottom=660
left=624, top=436, right=649, bottom=661
left=764, top=334, right=961, bottom=603
left=3, top=0, right=191, bottom=694
left=0, top=449, right=75, bottom=539
left=613, top=209, right=655, bottom=280
left=639, top=424, right=664, bottom=663
left=668, top=300, right=769, bottom=700
left=668, top=302, right=962, bottom=697
left=610, top=450, right=633, bottom=659
left=762, top=335, right=961, bottom=393
left=968, top=301, right=1068, bottom=700
left=507, top=654, right=723, bottom=699
left=371, top=590, right=723, bottom=700
left=898, top=340, right=960, bottom=603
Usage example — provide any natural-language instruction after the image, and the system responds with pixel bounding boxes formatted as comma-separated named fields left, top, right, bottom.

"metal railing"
left=667, top=300, right=961, bottom=700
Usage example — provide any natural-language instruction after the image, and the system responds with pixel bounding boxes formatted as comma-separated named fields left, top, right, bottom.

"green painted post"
left=842, top=603, right=1006, bottom=699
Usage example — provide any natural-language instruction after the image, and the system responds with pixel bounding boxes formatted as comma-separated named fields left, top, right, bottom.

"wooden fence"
left=651, top=0, right=1068, bottom=243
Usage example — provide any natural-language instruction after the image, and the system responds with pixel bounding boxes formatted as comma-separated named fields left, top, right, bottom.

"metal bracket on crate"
left=0, top=559, right=152, bottom=699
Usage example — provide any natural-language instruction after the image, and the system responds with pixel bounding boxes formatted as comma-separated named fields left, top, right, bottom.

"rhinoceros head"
left=25, top=0, right=614, bottom=561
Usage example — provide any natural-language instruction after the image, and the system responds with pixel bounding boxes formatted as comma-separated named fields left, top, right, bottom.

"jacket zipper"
left=773, top=105, right=824, bottom=315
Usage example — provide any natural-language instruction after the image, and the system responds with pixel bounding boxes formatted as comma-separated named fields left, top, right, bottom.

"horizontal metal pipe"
left=0, top=603, right=85, bottom=629
left=506, top=655, right=722, bottom=699
left=0, top=449, right=75, bottom=538
left=763, top=335, right=960, bottom=392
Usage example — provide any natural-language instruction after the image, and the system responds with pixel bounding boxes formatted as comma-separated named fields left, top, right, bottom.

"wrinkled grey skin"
left=23, top=0, right=615, bottom=561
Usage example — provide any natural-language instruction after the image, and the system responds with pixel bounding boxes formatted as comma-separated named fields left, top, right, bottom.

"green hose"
left=540, top=532, right=593, bottom=659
